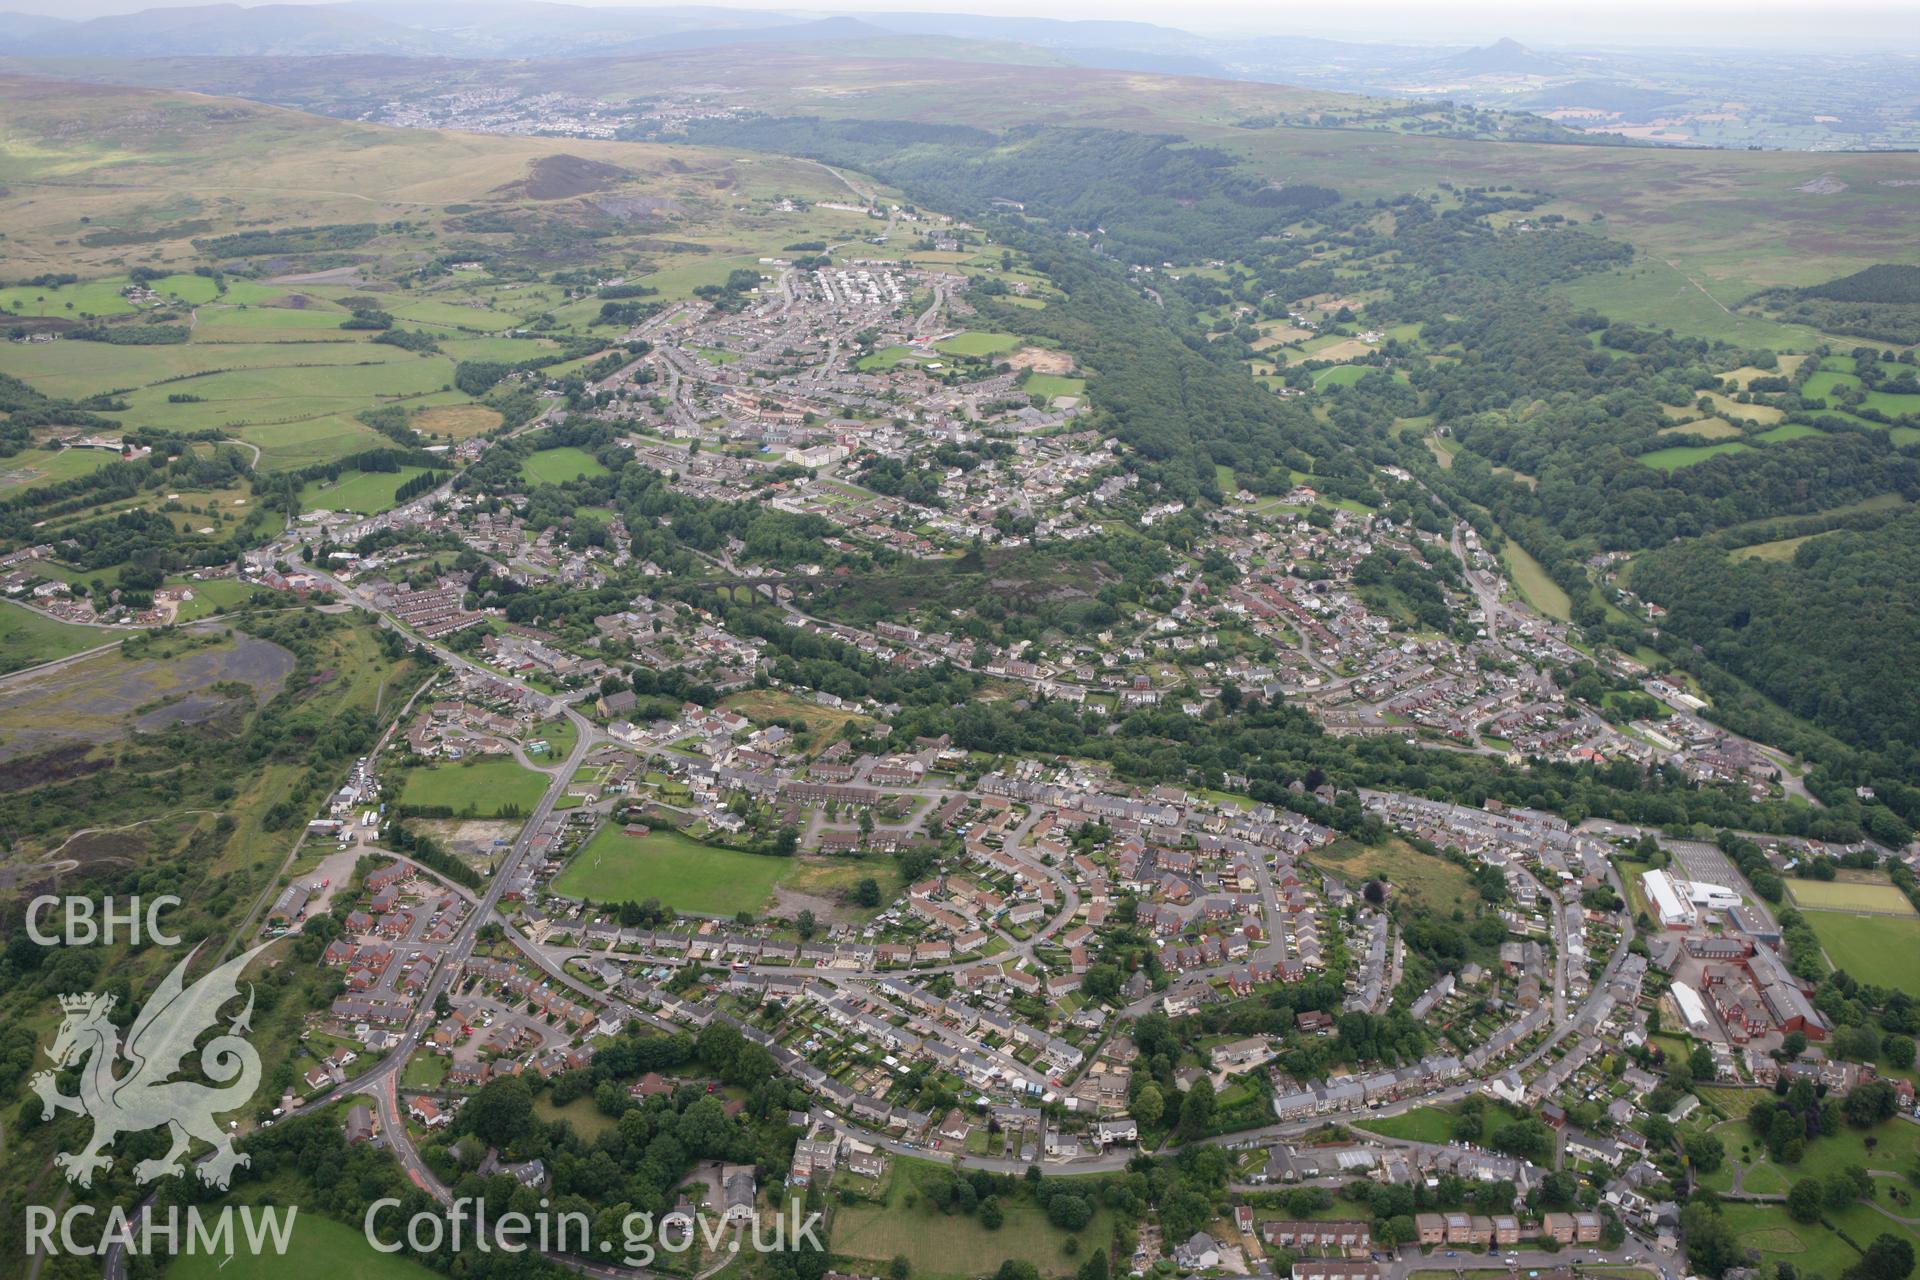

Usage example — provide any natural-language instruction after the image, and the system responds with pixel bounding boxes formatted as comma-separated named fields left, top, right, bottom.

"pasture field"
left=831, top=1156, right=1113, bottom=1279
left=935, top=330, right=1019, bottom=357
left=1803, top=911, right=1920, bottom=995
left=0, top=446, right=120, bottom=494
left=1312, top=364, right=1372, bottom=388
left=1786, top=878, right=1916, bottom=914
left=551, top=823, right=794, bottom=915
left=520, top=446, right=610, bottom=485
left=0, top=599, right=107, bottom=674
left=1310, top=836, right=1475, bottom=907
left=382, top=297, right=524, bottom=331
left=1658, top=417, right=1744, bottom=440
left=1755, top=423, right=1824, bottom=443
left=398, top=757, right=547, bottom=817
left=109, top=358, right=455, bottom=433
left=236, top=415, right=389, bottom=471
left=1500, top=541, right=1573, bottom=621
left=1698, top=391, right=1783, bottom=424
left=1638, top=441, right=1752, bottom=470
left=413, top=404, right=504, bottom=439
left=299, top=466, right=433, bottom=515
left=1804, top=370, right=1920, bottom=418
left=0, top=271, right=239, bottom=318
left=166, top=1209, right=439, bottom=1280
left=0, top=334, right=421, bottom=400
left=1732, top=532, right=1833, bottom=562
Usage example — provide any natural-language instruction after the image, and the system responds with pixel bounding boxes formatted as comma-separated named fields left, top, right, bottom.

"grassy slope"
left=0, top=598, right=107, bottom=673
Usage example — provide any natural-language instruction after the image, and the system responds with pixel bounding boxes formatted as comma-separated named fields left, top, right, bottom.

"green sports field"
left=398, top=757, right=547, bottom=817
left=855, top=345, right=936, bottom=371
left=165, top=1209, right=438, bottom=1280
left=1786, top=877, right=1916, bottom=914
left=1803, top=910, right=1920, bottom=995
left=1355, top=1106, right=1457, bottom=1143
left=519, top=446, right=610, bottom=485
left=1022, top=373, right=1086, bottom=399
left=551, top=823, right=795, bottom=915
left=934, top=330, right=1019, bottom=357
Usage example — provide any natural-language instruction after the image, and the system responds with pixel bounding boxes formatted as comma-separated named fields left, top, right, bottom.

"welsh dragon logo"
left=32, top=942, right=272, bottom=1190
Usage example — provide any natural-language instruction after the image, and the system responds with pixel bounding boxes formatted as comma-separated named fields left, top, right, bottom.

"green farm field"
left=1803, top=911, right=1920, bottom=995
left=398, top=757, right=547, bottom=817
left=550, top=823, right=794, bottom=915
left=1500, top=541, right=1572, bottom=621
left=0, top=445, right=120, bottom=494
left=299, top=466, right=434, bottom=515
left=1638, top=441, right=1752, bottom=470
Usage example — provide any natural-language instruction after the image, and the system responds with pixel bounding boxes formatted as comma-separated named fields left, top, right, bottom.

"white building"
left=1642, top=869, right=1695, bottom=929
left=1670, top=981, right=1713, bottom=1037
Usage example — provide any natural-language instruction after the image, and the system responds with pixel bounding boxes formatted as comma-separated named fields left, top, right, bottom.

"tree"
left=980, top=1196, right=1004, bottom=1230
left=1682, top=1204, right=1741, bottom=1278
left=1884, top=1034, right=1917, bottom=1071
left=890, top=1257, right=911, bottom=1280
left=1788, top=1177, right=1825, bottom=1224
left=1132, top=1083, right=1165, bottom=1131
left=1690, top=1045, right=1717, bottom=1082
left=853, top=878, right=882, bottom=908
left=1851, top=1234, right=1917, bottom=1280
left=1177, top=1078, right=1216, bottom=1139
left=1047, top=1194, right=1093, bottom=1231
left=1538, top=1170, right=1579, bottom=1209
left=459, top=1075, right=535, bottom=1147
left=1845, top=1081, right=1898, bottom=1128
left=1684, top=1132, right=1725, bottom=1174
left=796, top=909, right=818, bottom=940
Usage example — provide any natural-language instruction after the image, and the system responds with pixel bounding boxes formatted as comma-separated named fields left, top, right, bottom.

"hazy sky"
left=22, top=0, right=1920, bottom=49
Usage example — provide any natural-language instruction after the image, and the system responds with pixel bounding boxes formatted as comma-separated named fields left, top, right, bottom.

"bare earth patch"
left=1007, top=346, right=1074, bottom=375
